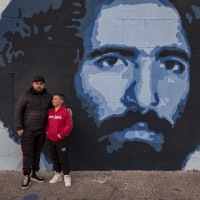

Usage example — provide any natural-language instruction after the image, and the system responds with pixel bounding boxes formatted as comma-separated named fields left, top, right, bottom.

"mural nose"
left=122, top=79, right=159, bottom=111
left=134, top=57, right=160, bottom=110
left=135, top=80, right=159, bottom=109
left=122, top=81, right=144, bottom=111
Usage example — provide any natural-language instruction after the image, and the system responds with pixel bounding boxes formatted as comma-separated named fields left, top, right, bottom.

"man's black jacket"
left=15, top=87, right=52, bottom=133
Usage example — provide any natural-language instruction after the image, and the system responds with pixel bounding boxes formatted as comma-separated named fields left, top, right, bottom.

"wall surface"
left=0, top=0, right=200, bottom=171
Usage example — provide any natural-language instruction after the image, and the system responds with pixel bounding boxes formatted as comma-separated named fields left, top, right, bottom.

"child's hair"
left=53, top=93, right=65, bottom=101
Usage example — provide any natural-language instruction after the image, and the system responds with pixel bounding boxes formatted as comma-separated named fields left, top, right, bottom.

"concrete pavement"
left=0, top=170, right=200, bottom=200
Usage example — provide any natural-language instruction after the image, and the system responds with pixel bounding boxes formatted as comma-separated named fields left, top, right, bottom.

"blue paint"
left=23, top=194, right=39, bottom=200
left=75, top=0, right=191, bottom=154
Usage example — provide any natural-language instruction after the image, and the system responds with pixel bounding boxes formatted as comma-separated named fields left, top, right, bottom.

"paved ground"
left=0, top=170, right=200, bottom=200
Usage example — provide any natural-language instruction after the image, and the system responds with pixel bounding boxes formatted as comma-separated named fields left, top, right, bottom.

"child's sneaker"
left=49, top=172, right=62, bottom=184
left=22, top=175, right=31, bottom=189
left=64, top=175, right=71, bottom=187
left=31, top=171, right=45, bottom=183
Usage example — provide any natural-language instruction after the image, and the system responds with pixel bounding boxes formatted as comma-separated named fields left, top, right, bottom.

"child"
left=46, top=94, right=73, bottom=187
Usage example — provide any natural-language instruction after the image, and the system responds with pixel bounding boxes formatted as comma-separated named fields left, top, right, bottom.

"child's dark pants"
left=49, top=137, right=70, bottom=175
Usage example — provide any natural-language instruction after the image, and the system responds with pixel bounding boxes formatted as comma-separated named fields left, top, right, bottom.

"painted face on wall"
left=75, top=0, right=191, bottom=153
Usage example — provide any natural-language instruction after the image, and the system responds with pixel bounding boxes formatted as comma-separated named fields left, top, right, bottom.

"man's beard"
left=35, top=87, right=43, bottom=92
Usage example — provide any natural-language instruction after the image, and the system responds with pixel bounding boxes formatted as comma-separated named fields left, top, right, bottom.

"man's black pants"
left=21, top=131, right=46, bottom=175
left=49, top=137, right=70, bottom=175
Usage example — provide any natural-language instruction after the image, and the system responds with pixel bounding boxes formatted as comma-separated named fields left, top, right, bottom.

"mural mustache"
left=96, top=110, right=173, bottom=152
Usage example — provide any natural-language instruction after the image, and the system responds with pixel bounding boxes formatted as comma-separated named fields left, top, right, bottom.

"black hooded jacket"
left=15, top=87, right=52, bottom=133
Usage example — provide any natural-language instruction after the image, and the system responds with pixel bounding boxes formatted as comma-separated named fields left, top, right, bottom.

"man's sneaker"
left=22, top=175, right=31, bottom=189
left=64, top=175, right=71, bottom=187
left=31, top=171, right=45, bottom=183
left=49, top=172, right=62, bottom=184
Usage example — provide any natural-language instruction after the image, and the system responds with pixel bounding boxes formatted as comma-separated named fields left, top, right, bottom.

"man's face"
left=32, top=81, right=45, bottom=92
left=75, top=0, right=191, bottom=153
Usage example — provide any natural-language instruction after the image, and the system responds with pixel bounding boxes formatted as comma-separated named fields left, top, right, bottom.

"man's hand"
left=17, top=129, right=23, bottom=136
left=67, top=108, right=73, bottom=117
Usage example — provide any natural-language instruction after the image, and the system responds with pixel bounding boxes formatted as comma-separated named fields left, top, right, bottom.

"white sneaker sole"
left=31, top=177, right=45, bottom=183
left=65, top=183, right=71, bottom=187
left=49, top=179, right=62, bottom=184
left=22, top=181, right=31, bottom=190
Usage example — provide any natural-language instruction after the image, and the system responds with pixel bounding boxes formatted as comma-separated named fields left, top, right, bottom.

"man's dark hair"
left=33, top=76, right=45, bottom=83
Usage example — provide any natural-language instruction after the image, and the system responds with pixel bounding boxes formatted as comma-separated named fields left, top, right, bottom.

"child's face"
left=52, top=95, right=64, bottom=107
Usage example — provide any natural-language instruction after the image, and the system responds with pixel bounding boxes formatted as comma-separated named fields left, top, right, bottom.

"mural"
left=0, top=0, right=200, bottom=170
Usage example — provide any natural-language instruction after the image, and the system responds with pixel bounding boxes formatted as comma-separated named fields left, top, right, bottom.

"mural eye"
left=162, top=60, right=186, bottom=74
left=95, top=56, right=127, bottom=70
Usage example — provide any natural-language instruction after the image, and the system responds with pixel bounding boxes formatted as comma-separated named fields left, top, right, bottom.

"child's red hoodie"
left=46, top=105, right=72, bottom=142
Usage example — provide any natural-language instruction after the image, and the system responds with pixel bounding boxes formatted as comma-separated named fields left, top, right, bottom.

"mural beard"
left=97, top=113, right=184, bottom=170
left=71, top=89, right=200, bottom=170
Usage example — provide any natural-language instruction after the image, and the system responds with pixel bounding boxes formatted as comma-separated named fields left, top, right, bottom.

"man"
left=74, top=0, right=200, bottom=169
left=15, top=76, right=52, bottom=189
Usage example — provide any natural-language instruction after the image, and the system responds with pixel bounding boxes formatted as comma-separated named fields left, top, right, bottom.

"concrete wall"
left=0, top=0, right=200, bottom=171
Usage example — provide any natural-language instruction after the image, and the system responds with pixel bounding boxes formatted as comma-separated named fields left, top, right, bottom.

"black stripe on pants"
left=49, top=137, right=70, bottom=175
left=21, top=131, right=46, bottom=175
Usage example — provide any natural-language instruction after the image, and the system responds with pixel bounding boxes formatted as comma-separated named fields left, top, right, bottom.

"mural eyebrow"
left=89, top=47, right=136, bottom=58
left=157, top=48, right=190, bottom=61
